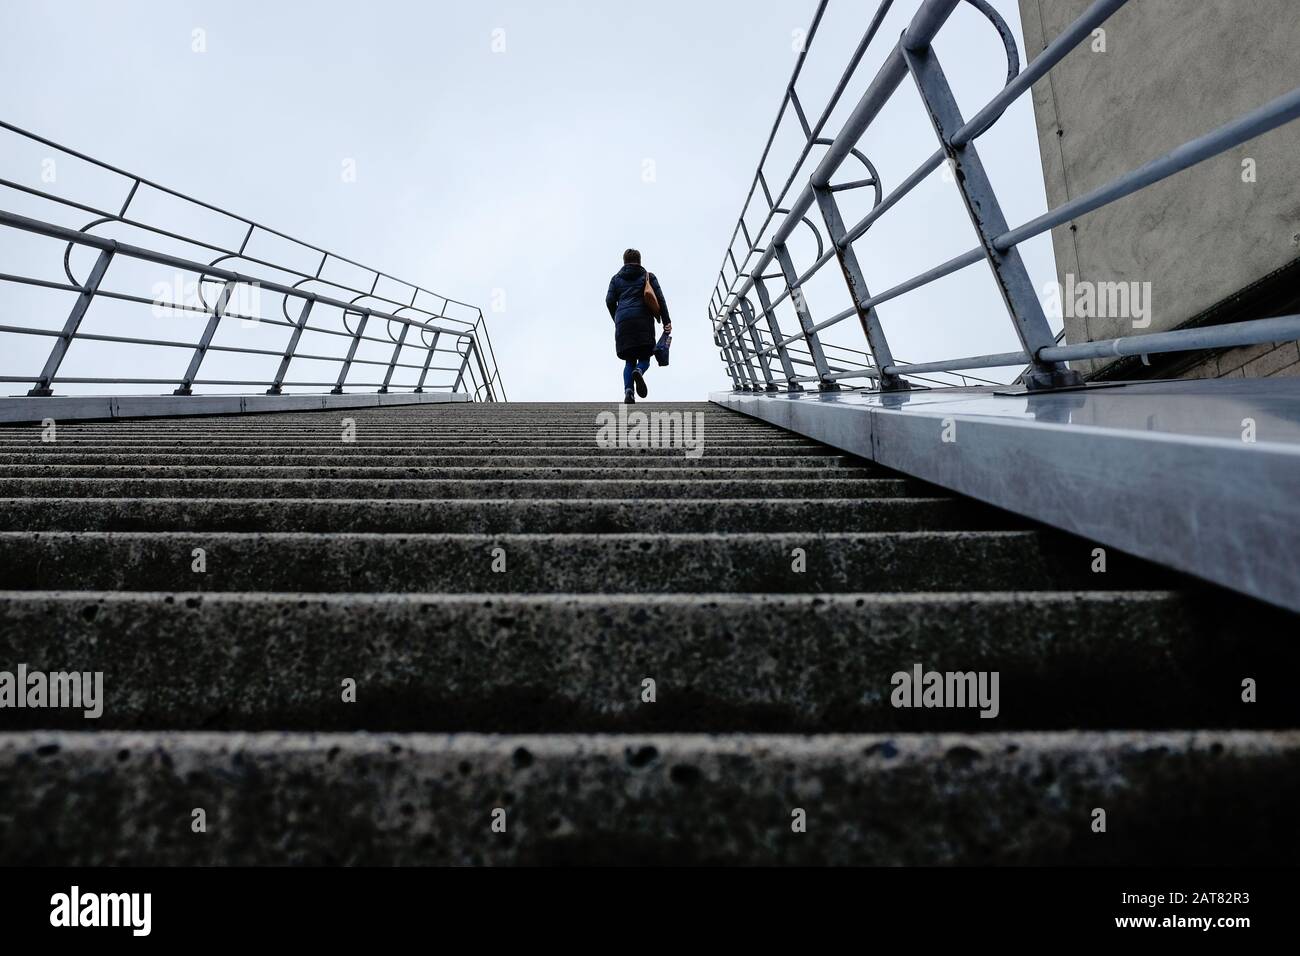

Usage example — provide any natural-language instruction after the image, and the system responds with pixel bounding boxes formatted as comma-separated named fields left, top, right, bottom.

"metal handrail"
left=710, top=0, right=1300, bottom=393
left=761, top=333, right=1005, bottom=390
left=0, top=121, right=504, bottom=401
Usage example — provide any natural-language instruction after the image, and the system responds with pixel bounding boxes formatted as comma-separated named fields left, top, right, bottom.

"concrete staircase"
left=0, top=401, right=1296, bottom=865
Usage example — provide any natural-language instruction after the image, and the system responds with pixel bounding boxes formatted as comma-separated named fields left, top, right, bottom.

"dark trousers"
left=623, top=356, right=650, bottom=391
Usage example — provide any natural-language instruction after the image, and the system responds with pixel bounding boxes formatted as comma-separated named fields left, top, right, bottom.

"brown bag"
left=643, top=269, right=661, bottom=318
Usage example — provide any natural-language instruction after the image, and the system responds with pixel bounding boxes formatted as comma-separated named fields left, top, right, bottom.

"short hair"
left=623, top=248, right=641, bottom=264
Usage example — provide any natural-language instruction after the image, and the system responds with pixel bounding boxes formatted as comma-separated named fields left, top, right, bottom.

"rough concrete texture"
left=0, top=477, right=914, bottom=499
left=0, top=440, right=830, bottom=454
left=0, top=530, right=1169, bottom=593
left=0, top=400, right=1293, bottom=865
left=0, top=453, right=851, bottom=469
left=1, top=590, right=1295, bottom=733
left=1, top=730, right=1297, bottom=865
left=0, top=496, right=1001, bottom=534
left=0, top=464, right=883, bottom=480
left=1018, top=0, right=1300, bottom=377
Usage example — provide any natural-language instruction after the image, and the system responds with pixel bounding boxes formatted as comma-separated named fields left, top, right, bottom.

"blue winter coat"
left=606, top=264, right=670, bottom=360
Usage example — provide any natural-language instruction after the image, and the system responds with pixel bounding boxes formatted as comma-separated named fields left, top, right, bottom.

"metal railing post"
left=712, top=323, right=743, bottom=390
left=813, top=185, right=908, bottom=390
left=710, top=307, right=744, bottom=388
left=266, top=295, right=314, bottom=395
left=475, top=314, right=498, bottom=397
left=718, top=311, right=742, bottom=388
left=174, top=277, right=237, bottom=395
left=0, top=122, right=506, bottom=403
left=751, top=275, right=801, bottom=391
left=453, top=338, right=475, bottom=394
left=471, top=335, right=493, bottom=400
left=330, top=309, right=370, bottom=394
left=902, top=42, right=1081, bottom=391
left=28, top=246, right=115, bottom=396
left=725, top=309, right=762, bottom=390
left=773, top=244, right=838, bottom=390
left=738, top=297, right=779, bottom=391
left=378, top=320, right=410, bottom=393
left=413, top=329, right=441, bottom=393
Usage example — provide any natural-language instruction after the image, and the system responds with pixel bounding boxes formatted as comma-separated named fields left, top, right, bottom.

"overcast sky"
left=0, top=0, right=1060, bottom=401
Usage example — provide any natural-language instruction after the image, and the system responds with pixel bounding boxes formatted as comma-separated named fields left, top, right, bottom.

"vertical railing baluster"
left=28, top=247, right=115, bottom=396
left=773, top=244, right=838, bottom=390
left=330, top=308, right=370, bottom=394
left=738, top=298, right=778, bottom=391
left=453, top=338, right=475, bottom=394
left=789, top=89, right=814, bottom=141
left=721, top=311, right=747, bottom=388
left=471, top=335, right=492, bottom=401
left=266, top=295, right=314, bottom=395
left=711, top=313, right=735, bottom=387
left=378, top=319, right=410, bottom=393
left=752, top=275, right=800, bottom=390
left=118, top=180, right=141, bottom=218
left=174, top=277, right=237, bottom=395
left=903, top=41, right=1081, bottom=391
left=813, top=186, right=907, bottom=390
left=712, top=321, right=743, bottom=390
left=726, top=309, right=762, bottom=390
left=414, top=329, right=441, bottom=393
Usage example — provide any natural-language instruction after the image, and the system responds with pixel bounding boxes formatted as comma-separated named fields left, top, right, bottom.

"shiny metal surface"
left=713, top=378, right=1300, bottom=611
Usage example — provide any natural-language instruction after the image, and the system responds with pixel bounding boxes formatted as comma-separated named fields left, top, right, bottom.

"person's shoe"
left=624, top=388, right=635, bottom=404
left=632, top=367, right=648, bottom=398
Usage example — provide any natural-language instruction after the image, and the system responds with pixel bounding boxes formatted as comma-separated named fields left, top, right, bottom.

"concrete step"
left=160, top=403, right=732, bottom=416
left=2, top=730, right=1295, bottom=865
left=0, top=477, right=913, bottom=499
left=0, top=427, right=817, bottom=438
left=0, top=442, right=836, bottom=456
left=2, top=398, right=1291, bottom=866
left=0, top=497, right=1000, bottom=534
left=0, top=530, right=1169, bottom=593
left=0, top=464, right=886, bottom=480
left=5, top=414, right=773, bottom=423
left=5, top=404, right=733, bottom=421
left=1, top=591, right=1292, bottom=732
left=0, top=453, right=854, bottom=468
left=0, top=426, right=800, bottom=437
left=10, top=429, right=795, bottom=434
left=0, top=418, right=774, bottom=429
left=17, top=429, right=790, bottom=434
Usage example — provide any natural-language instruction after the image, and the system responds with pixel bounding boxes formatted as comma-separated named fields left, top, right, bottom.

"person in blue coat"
left=605, top=248, right=671, bottom=403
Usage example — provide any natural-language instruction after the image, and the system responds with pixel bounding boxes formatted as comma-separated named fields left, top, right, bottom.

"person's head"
left=623, top=248, right=641, bottom=265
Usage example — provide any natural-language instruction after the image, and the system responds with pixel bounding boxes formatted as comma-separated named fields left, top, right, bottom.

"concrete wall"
left=1018, top=0, right=1300, bottom=379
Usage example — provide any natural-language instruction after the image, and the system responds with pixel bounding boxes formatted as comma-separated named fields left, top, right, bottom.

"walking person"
left=605, top=248, right=671, bottom=403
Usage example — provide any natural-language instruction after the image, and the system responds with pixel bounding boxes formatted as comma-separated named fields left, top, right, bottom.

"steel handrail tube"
left=1, top=175, right=461, bottom=334
left=882, top=351, right=1030, bottom=376
left=710, top=0, right=1300, bottom=393
left=0, top=209, right=468, bottom=340
left=0, top=118, right=484, bottom=315
left=712, top=0, right=964, bottom=367
left=1, top=119, right=502, bottom=400
left=1040, top=314, right=1300, bottom=364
